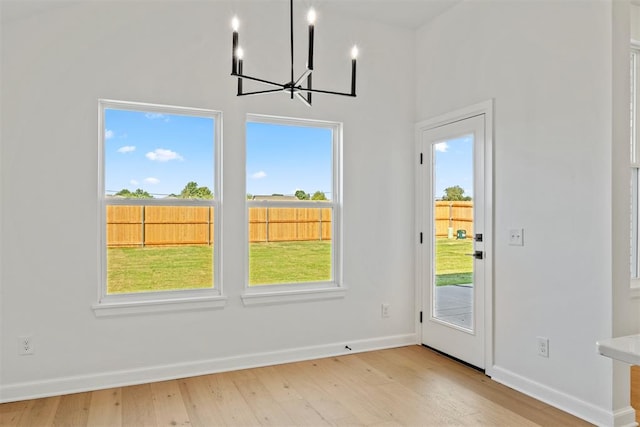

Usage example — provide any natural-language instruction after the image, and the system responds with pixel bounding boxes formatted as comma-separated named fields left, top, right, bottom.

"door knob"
left=465, top=251, right=483, bottom=260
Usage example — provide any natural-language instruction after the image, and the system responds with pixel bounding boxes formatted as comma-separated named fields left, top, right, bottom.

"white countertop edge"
left=597, top=334, right=640, bottom=365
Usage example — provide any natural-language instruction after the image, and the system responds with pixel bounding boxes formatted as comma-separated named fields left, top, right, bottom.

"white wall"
left=416, top=0, right=638, bottom=425
left=614, top=0, right=640, bottom=419
left=0, top=1, right=417, bottom=401
left=2, top=1, right=638, bottom=424
left=632, top=3, right=640, bottom=41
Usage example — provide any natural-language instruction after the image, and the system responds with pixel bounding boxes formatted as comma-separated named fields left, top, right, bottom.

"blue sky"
left=246, top=122, right=332, bottom=198
left=433, top=134, right=474, bottom=200
left=105, top=109, right=214, bottom=197
left=105, top=109, right=469, bottom=201
left=105, top=111, right=332, bottom=199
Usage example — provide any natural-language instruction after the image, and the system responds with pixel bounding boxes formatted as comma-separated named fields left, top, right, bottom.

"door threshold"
left=421, top=344, right=486, bottom=374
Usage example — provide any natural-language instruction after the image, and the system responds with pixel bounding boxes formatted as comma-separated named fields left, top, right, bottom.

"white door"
left=417, top=106, right=492, bottom=370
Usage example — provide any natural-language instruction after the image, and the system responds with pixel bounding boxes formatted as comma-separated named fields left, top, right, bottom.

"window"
left=95, top=100, right=224, bottom=315
left=631, top=46, right=640, bottom=288
left=243, top=115, right=343, bottom=303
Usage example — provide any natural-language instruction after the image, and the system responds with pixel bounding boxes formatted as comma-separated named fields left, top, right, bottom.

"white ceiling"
left=317, top=0, right=462, bottom=29
left=1, top=0, right=462, bottom=28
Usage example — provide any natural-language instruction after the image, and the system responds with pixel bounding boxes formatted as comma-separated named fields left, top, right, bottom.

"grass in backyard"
left=107, top=246, right=213, bottom=294
left=435, top=238, right=473, bottom=286
left=249, top=241, right=331, bottom=285
left=107, top=241, right=331, bottom=294
left=107, top=239, right=469, bottom=293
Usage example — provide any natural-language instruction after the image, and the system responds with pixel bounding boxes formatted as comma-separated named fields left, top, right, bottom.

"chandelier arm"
left=298, top=87, right=356, bottom=97
left=294, top=69, right=312, bottom=87
left=295, top=92, right=312, bottom=107
left=233, top=73, right=284, bottom=89
left=237, top=88, right=288, bottom=96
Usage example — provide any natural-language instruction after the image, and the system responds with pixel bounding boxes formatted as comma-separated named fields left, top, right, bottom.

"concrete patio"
left=434, top=284, right=473, bottom=329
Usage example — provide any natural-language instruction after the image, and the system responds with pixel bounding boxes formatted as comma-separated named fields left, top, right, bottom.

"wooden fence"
left=434, top=201, right=473, bottom=238
left=107, top=201, right=471, bottom=247
left=107, top=206, right=332, bottom=247
left=249, top=207, right=332, bottom=243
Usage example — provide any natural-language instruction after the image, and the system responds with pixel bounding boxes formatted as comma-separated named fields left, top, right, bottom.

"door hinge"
left=420, top=153, right=423, bottom=164
left=419, top=232, right=423, bottom=244
left=419, top=311, right=423, bottom=323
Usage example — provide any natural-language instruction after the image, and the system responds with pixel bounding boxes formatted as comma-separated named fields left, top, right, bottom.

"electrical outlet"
left=381, top=303, right=390, bottom=318
left=19, top=336, right=34, bottom=356
left=537, top=336, right=549, bottom=358
left=509, top=228, right=524, bottom=246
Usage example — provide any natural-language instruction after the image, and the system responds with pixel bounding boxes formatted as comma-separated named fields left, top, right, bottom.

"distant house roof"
left=251, top=195, right=298, bottom=201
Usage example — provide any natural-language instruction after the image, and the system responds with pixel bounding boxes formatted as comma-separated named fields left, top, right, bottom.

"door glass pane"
left=432, top=135, right=474, bottom=330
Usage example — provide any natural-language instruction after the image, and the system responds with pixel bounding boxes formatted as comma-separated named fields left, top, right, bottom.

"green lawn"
left=107, top=246, right=213, bottom=294
left=107, top=238, right=471, bottom=294
left=435, top=238, right=473, bottom=286
left=249, top=241, right=331, bottom=285
left=107, top=241, right=331, bottom=294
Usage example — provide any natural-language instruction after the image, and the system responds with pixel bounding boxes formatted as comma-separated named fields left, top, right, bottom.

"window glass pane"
left=246, top=122, right=332, bottom=200
left=632, top=51, right=637, bottom=163
left=249, top=207, right=332, bottom=285
left=632, top=169, right=639, bottom=279
left=103, top=105, right=216, bottom=295
left=105, top=109, right=214, bottom=199
left=246, top=119, right=336, bottom=287
left=632, top=50, right=640, bottom=281
left=107, top=205, right=213, bottom=294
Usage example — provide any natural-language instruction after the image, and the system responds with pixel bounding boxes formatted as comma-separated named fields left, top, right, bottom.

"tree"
left=180, top=181, right=213, bottom=199
left=442, top=185, right=472, bottom=201
left=295, top=190, right=310, bottom=200
left=114, top=188, right=153, bottom=198
left=311, top=191, right=327, bottom=201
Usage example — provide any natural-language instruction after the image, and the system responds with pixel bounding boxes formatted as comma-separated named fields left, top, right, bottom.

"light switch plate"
left=509, top=228, right=524, bottom=246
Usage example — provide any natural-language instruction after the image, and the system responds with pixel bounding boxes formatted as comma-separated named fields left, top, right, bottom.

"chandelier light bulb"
left=231, top=16, right=240, bottom=31
left=236, top=47, right=244, bottom=60
left=307, top=8, right=317, bottom=25
left=351, top=45, right=359, bottom=59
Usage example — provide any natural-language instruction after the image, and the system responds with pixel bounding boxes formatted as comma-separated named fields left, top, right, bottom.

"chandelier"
left=230, top=0, right=358, bottom=106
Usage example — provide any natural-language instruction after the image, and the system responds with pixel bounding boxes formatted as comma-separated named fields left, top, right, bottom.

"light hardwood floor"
left=1, top=345, right=591, bottom=426
left=632, top=365, right=640, bottom=424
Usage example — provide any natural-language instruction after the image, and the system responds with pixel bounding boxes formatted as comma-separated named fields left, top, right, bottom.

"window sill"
left=631, top=284, right=640, bottom=300
left=241, top=286, right=347, bottom=306
left=93, top=293, right=227, bottom=317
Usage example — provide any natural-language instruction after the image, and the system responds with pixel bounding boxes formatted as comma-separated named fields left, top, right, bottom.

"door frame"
left=414, top=99, right=494, bottom=376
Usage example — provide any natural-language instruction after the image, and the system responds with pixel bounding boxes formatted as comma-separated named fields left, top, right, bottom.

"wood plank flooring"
left=0, top=345, right=591, bottom=426
left=632, top=365, right=640, bottom=424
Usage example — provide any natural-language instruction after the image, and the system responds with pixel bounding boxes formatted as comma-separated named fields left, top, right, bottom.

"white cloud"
left=130, top=179, right=139, bottom=186
left=145, top=113, right=169, bottom=122
left=434, top=142, right=448, bottom=152
left=146, top=148, right=183, bottom=162
left=105, top=129, right=114, bottom=140
left=144, top=177, right=160, bottom=185
left=117, top=145, right=136, bottom=153
left=251, top=171, right=267, bottom=179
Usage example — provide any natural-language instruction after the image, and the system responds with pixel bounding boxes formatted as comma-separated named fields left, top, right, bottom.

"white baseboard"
left=612, top=407, right=639, bottom=427
left=491, top=365, right=637, bottom=427
left=0, top=333, right=417, bottom=403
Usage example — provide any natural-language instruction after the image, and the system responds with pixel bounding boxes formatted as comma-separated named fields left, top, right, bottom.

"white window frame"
left=241, top=114, right=346, bottom=306
left=93, top=99, right=226, bottom=316
left=630, top=43, right=640, bottom=296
